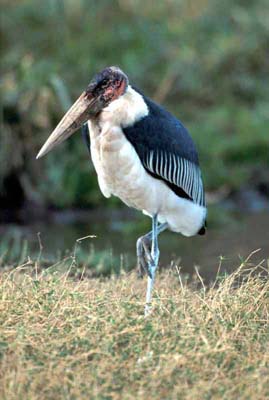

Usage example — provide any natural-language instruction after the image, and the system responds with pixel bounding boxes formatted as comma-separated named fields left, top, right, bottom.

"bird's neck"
left=98, top=86, right=149, bottom=129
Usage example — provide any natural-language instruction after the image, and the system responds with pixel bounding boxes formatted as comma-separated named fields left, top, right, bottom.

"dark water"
left=0, top=208, right=268, bottom=282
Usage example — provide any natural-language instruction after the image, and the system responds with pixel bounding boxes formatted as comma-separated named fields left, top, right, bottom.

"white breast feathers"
left=87, top=85, right=149, bottom=200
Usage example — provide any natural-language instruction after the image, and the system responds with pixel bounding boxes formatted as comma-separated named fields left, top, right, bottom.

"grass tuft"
left=0, top=254, right=268, bottom=400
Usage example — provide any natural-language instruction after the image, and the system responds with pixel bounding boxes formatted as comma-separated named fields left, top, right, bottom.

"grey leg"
left=136, top=234, right=152, bottom=278
left=136, top=222, right=167, bottom=278
left=144, top=216, right=167, bottom=316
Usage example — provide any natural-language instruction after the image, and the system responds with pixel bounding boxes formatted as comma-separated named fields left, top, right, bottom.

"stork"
left=37, top=66, right=207, bottom=315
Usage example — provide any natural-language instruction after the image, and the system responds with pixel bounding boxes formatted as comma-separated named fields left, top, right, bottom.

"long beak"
left=36, top=92, right=101, bottom=159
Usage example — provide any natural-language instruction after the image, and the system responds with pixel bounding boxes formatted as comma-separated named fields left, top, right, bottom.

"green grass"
left=0, top=253, right=268, bottom=399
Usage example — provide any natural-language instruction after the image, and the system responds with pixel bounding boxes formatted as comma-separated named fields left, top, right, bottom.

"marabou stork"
left=37, top=66, right=207, bottom=315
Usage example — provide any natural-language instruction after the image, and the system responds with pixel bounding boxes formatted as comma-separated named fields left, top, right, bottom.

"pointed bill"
left=36, top=92, right=100, bottom=159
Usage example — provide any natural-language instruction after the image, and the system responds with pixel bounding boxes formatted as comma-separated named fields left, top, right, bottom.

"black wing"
left=81, top=123, right=91, bottom=153
left=122, top=93, right=206, bottom=208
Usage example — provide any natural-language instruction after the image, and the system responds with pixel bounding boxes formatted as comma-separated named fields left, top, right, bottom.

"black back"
left=123, top=90, right=199, bottom=166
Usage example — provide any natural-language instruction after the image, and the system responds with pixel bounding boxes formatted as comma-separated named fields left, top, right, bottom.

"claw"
left=137, top=254, right=153, bottom=279
left=146, top=265, right=153, bottom=279
left=136, top=235, right=153, bottom=279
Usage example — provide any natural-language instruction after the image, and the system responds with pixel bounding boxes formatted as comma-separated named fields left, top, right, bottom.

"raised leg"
left=136, top=222, right=167, bottom=278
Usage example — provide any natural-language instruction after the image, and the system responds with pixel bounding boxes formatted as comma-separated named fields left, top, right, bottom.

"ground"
left=0, top=254, right=268, bottom=400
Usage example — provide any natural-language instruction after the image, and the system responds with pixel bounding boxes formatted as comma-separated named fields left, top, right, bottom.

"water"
left=0, top=208, right=268, bottom=282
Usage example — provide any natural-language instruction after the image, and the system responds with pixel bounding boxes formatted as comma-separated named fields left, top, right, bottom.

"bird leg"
left=137, top=216, right=168, bottom=316
left=145, top=214, right=159, bottom=315
left=136, top=234, right=154, bottom=278
left=136, top=222, right=167, bottom=278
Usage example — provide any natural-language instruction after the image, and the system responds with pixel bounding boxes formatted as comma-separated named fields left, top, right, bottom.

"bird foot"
left=136, top=235, right=154, bottom=279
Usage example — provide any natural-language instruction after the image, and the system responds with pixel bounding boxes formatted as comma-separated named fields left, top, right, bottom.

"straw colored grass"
left=0, top=254, right=268, bottom=400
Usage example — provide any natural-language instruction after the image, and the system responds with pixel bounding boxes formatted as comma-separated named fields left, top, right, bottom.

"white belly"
left=88, top=121, right=206, bottom=237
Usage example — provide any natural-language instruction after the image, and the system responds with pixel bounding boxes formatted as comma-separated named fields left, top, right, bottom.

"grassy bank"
left=0, top=256, right=268, bottom=400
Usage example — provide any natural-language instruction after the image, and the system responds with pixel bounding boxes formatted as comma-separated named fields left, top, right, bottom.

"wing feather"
left=142, top=149, right=205, bottom=207
left=121, top=91, right=206, bottom=207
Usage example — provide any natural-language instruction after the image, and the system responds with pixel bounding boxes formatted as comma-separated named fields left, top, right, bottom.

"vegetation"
left=1, top=4, right=267, bottom=397
left=0, top=253, right=268, bottom=399
left=1, top=0, right=269, bottom=209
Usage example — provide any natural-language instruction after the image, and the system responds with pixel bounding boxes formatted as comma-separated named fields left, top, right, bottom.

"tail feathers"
left=198, top=220, right=207, bottom=235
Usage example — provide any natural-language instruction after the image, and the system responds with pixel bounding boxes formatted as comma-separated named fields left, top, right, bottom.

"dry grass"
left=0, top=255, right=268, bottom=400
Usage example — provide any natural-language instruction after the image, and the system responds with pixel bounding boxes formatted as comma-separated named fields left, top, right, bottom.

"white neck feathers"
left=99, top=86, right=149, bottom=128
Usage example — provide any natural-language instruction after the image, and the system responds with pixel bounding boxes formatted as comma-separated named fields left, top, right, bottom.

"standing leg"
left=144, top=214, right=162, bottom=316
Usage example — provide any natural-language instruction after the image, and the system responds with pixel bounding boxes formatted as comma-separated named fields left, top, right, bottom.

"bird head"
left=36, top=66, right=128, bottom=159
